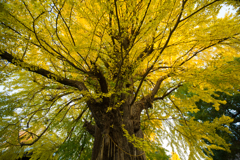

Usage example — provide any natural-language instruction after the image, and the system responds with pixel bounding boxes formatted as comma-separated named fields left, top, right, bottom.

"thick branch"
left=150, top=75, right=170, bottom=99
left=0, top=51, right=88, bottom=91
left=83, top=121, right=95, bottom=137
left=91, top=62, right=108, bottom=94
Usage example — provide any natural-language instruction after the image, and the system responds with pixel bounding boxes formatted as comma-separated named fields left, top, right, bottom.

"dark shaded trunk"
left=84, top=95, right=151, bottom=160
left=90, top=126, right=146, bottom=160
left=89, top=122, right=147, bottom=160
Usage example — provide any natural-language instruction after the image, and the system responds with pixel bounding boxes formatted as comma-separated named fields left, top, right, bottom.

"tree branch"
left=153, top=84, right=182, bottom=101
left=83, top=121, right=95, bottom=137
left=179, top=36, right=234, bottom=67
left=150, top=75, right=170, bottom=99
left=180, top=0, right=220, bottom=22
left=4, top=6, right=87, bottom=73
left=0, top=51, right=88, bottom=91
left=114, top=0, right=121, bottom=35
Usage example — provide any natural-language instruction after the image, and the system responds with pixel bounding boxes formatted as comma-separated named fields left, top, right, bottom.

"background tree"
left=0, top=0, right=240, bottom=160
left=174, top=57, right=240, bottom=160
left=186, top=58, right=240, bottom=160
left=194, top=91, right=240, bottom=160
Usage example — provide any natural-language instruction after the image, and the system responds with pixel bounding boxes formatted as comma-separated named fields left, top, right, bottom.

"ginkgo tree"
left=0, top=0, right=240, bottom=160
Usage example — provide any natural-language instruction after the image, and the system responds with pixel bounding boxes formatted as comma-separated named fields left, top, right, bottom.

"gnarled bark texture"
left=84, top=94, right=151, bottom=160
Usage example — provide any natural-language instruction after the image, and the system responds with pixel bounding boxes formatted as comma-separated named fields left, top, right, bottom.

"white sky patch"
left=218, top=5, right=237, bottom=18
left=0, top=85, right=4, bottom=92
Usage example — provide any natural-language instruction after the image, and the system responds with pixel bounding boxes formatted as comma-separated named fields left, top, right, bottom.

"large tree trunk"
left=83, top=74, right=166, bottom=160
left=91, top=125, right=146, bottom=160
left=84, top=95, right=151, bottom=160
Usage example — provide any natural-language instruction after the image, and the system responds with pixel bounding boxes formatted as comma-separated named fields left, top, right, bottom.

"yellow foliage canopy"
left=0, top=0, right=240, bottom=159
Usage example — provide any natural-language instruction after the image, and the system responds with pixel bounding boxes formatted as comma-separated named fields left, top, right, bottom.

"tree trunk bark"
left=91, top=126, right=147, bottom=160
left=84, top=96, right=150, bottom=160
